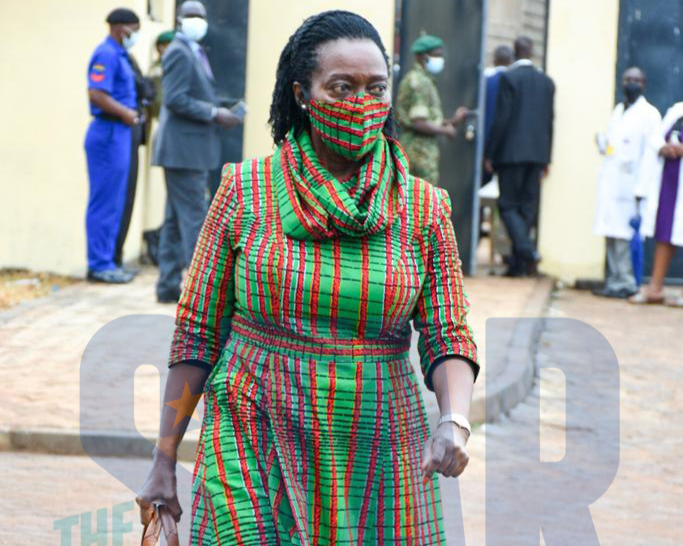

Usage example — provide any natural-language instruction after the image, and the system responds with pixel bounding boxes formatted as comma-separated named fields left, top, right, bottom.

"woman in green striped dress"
left=138, top=10, right=479, bottom=545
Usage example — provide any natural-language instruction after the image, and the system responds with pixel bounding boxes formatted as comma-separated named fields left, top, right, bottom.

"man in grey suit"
left=153, top=0, right=241, bottom=302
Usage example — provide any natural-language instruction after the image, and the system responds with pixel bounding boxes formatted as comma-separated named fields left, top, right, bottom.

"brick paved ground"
left=442, top=289, right=683, bottom=545
left=1, top=287, right=681, bottom=544
left=0, top=266, right=540, bottom=543
left=0, top=267, right=541, bottom=435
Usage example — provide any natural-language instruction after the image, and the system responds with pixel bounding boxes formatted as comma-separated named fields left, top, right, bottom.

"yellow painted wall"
left=538, top=0, right=620, bottom=282
left=242, top=0, right=396, bottom=159
left=1, top=0, right=395, bottom=276
left=0, top=0, right=174, bottom=276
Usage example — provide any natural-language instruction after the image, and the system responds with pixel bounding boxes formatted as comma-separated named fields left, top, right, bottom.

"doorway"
left=200, top=0, right=250, bottom=197
left=396, top=0, right=488, bottom=275
left=617, top=0, right=683, bottom=283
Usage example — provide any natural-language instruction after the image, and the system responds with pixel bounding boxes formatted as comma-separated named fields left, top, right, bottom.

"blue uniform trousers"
left=85, top=119, right=131, bottom=272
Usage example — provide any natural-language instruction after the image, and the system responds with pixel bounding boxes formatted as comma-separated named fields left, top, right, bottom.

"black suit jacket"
left=486, top=64, right=555, bottom=166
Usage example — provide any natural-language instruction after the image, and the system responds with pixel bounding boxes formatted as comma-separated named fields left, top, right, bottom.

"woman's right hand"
left=136, top=459, right=182, bottom=523
left=136, top=363, right=210, bottom=525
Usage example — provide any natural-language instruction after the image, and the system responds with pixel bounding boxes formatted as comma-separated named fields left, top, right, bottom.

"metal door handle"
left=464, top=110, right=479, bottom=142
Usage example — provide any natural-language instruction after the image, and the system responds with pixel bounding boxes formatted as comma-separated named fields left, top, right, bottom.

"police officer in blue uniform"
left=85, top=8, right=141, bottom=283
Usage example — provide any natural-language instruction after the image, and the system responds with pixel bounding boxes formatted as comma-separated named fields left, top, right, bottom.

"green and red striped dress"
left=170, top=129, right=478, bottom=545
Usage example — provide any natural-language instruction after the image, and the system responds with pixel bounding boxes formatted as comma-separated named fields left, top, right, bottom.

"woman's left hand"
left=420, top=423, right=470, bottom=482
left=660, top=144, right=679, bottom=159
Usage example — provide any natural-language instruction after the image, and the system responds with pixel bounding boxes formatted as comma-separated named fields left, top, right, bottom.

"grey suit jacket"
left=152, top=35, right=220, bottom=171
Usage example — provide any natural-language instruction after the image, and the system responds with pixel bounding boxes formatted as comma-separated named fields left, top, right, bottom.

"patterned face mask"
left=308, top=93, right=391, bottom=160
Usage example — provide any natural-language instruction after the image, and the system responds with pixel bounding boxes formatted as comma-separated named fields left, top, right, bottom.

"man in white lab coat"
left=594, top=67, right=662, bottom=298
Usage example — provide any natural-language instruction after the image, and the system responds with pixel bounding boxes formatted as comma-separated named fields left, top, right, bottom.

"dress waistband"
left=229, top=315, right=411, bottom=361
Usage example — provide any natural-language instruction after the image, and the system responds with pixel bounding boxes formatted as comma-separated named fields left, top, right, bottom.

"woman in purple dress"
left=632, top=102, right=683, bottom=306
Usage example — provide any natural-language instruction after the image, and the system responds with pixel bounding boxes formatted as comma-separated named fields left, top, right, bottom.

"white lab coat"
left=635, top=101, right=683, bottom=247
left=594, top=96, right=661, bottom=239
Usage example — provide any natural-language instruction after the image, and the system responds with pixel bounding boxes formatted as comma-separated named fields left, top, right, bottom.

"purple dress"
left=655, top=124, right=682, bottom=245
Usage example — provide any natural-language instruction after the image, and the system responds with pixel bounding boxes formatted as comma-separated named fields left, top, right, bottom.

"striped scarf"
left=274, top=128, right=408, bottom=241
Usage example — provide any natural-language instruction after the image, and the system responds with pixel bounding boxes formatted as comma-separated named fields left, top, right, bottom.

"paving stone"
left=441, top=289, right=683, bottom=544
left=6, top=285, right=677, bottom=545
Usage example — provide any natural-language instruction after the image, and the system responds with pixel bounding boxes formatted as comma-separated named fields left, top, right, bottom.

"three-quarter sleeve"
left=413, top=189, right=479, bottom=391
left=169, top=165, right=238, bottom=367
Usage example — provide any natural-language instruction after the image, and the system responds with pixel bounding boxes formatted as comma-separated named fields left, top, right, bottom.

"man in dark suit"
left=484, top=45, right=514, bottom=149
left=486, top=36, right=555, bottom=277
left=153, top=0, right=241, bottom=302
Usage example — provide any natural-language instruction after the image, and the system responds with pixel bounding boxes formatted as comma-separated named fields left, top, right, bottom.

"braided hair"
left=269, top=10, right=396, bottom=145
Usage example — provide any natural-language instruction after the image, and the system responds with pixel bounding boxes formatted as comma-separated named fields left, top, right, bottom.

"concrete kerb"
left=0, top=427, right=199, bottom=463
left=468, top=276, right=553, bottom=424
left=0, top=277, right=555, bottom=460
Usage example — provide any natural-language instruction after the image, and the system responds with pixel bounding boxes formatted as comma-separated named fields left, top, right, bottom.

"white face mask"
left=122, top=30, right=139, bottom=50
left=425, top=56, right=445, bottom=75
left=180, top=17, right=208, bottom=42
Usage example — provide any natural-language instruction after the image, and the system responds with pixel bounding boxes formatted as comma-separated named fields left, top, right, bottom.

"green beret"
left=156, top=30, right=176, bottom=45
left=411, top=34, right=444, bottom=54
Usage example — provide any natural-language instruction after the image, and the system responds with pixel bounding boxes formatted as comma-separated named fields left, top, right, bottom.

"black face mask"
left=623, top=82, right=643, bottom=103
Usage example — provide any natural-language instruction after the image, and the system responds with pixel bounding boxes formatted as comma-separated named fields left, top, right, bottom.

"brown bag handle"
left=136, top=498, right=179, bottom=546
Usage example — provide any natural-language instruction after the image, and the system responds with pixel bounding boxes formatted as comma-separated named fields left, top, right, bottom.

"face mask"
left=623, top=82, right=643, bottom=103
left=425, top=56, right=445, bottom=75
left=308, top=93, right=391, bottom=160
left=180, top=17, right=208, bottom=42
left=122, top=30, right=139, bottom=50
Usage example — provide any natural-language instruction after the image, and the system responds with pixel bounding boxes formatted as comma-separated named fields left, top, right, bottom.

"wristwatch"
left=438, top=413, right=471, bottom=441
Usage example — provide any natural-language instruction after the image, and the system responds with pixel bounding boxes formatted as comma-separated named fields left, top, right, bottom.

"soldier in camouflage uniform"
left=397, top=34, right=468, bottom=185
left=148, top=31, right=175, bottom=121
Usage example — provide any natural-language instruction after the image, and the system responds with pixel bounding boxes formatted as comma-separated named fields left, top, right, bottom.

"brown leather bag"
left=136, top=497, right=180, bottom=546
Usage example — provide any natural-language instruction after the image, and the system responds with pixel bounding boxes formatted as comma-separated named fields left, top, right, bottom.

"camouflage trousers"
left=403, top=137, right=440, bottom=186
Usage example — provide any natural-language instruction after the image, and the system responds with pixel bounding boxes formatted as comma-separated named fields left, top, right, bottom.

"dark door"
left=617, top=0, right=683, bottom=282
left=201, top=0, right=249, bottom=197
left=397, top=0, right=487, bottom=274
